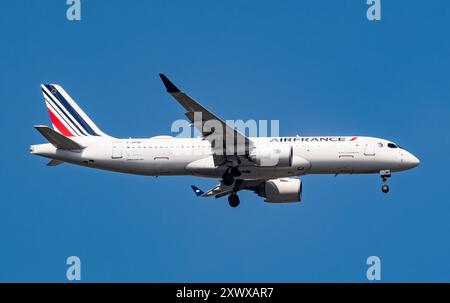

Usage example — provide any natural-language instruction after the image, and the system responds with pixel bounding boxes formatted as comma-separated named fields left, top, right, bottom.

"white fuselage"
left=30, top=136, right=420, bottom=180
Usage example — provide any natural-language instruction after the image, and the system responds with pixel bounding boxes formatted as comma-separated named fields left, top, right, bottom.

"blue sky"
left=1, top=0, right=449, bottom=282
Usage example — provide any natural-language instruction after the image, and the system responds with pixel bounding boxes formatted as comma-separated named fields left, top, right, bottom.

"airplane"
left=30, top=74, right=420, bottom=207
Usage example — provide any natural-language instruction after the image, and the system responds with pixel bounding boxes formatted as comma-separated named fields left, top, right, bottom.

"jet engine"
left=257, top=178, right=302, bottom=203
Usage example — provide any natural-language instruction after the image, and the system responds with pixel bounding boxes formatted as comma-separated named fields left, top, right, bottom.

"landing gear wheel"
left=379, top=170, right=391, bottom=194
left=228, top=193, right=240, bottom=207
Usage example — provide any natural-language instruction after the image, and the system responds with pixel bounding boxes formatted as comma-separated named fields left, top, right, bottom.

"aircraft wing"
left=191, top=180, right=265, bottom=199
left=159, top=74, right=252, bottom=156
left=191, top=183, right=234, bottom=199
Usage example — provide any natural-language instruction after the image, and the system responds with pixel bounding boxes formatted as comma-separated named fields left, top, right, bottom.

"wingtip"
left=191, top=185, right=204, bottom=197
left=159, top=74, right=180, bottom=93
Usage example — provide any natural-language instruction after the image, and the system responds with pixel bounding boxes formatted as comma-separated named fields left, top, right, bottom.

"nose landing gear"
left=380, top=170, right=391, bottom=193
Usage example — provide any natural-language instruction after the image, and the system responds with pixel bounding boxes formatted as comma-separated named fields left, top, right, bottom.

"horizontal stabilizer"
left=34, top=125, right=84, bottom=150
left=47, top=159, right=65, bottom=166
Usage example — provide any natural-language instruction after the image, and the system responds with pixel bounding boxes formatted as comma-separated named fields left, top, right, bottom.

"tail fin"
left=40, top=84, right=107, bottom=137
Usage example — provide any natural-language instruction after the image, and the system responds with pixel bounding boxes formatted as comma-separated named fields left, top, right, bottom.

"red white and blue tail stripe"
left=41, top=84, right=106, bottom=137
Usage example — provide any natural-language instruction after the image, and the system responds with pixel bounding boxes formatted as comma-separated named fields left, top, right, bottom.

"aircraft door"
left=112, top=142, right=123, bottom=159
left=364, top=142, right=376, bottom=156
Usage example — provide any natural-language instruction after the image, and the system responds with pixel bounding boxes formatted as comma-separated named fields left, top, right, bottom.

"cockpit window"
left=387, top=143, right=398, bottom=149
left=377, top=142, right=384, bottom=148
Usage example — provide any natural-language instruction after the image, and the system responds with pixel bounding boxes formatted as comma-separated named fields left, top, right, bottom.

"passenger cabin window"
left=387, top=143, right=398, bottom=149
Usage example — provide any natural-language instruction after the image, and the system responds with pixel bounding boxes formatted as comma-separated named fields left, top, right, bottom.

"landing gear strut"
left=222, top=171, right=234, bottom=186
left=228, top=193, right=240, bottom=207
left=222, top=167, right=241, bottom=186
left=380, top=170, right=391, bottom=193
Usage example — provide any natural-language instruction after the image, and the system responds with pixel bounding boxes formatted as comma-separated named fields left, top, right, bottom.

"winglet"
left=159, top=74, right=180, bottom=93
left=191, top=185, right=205, bottom=197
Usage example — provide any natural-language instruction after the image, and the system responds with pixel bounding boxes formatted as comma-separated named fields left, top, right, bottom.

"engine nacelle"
left=258, top=178, right=302, bottom=203
left=249, top=145, right=293, bottom=167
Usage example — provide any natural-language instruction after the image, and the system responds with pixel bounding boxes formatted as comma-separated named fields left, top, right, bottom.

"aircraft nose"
left=403, top=152, right=420, bottom=169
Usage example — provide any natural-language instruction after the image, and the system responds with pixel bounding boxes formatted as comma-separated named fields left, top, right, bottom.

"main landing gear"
left=222, top=165, right=243, bottom=207
left=222, top=167, right=241, bottom=186
left=227, top=179, right=243, bottom=208
left=380, top=170, right=391, bottom=193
